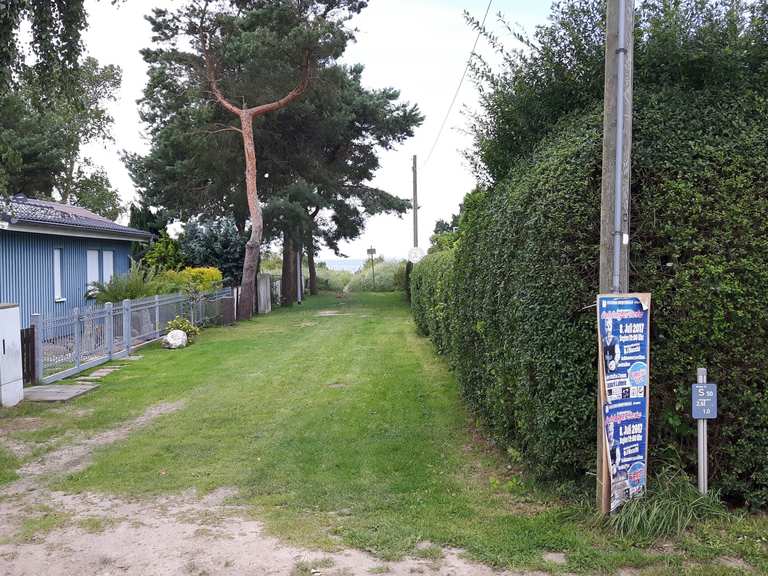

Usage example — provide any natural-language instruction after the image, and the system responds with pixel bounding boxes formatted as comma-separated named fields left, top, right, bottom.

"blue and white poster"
left=604, top=398, right=647, bottom=511
left=597, top=294, right=651, bottom=513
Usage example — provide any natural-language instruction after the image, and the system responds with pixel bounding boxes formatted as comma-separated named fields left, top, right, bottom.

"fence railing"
left=31, top=288, right=233, bottom=384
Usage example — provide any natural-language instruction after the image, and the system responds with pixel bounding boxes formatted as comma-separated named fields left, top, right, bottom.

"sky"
left=81, top=0, right=554, bottom=262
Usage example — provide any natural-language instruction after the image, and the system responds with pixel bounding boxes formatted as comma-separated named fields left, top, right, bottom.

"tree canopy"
left=129, top=1, right=421, bottom=259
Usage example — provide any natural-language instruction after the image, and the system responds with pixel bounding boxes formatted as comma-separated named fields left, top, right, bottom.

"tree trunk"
left=306, top=208, right=320, bottom=296
left=281, top=232, right=296, bottom=306
left=307, top=246, right=318, bottom=296
left=237, top=112, right=262, bottom=320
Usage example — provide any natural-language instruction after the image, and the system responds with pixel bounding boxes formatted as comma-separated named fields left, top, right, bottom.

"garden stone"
left=163, top=330, right=188, bottom=349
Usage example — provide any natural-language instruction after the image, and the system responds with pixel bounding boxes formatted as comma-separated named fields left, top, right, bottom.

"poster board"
left=597, top=293, right=651, bottom=513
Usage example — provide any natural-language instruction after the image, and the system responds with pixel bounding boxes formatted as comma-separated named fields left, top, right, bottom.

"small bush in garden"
left=166, top=316, right=200, bottom=342
left=87, top=261, right=169, bottom=303
left=162, top=267, right=223, bottom=295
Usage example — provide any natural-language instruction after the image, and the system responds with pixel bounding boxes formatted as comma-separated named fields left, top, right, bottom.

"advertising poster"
left=597, top=294, right=651, bottom=513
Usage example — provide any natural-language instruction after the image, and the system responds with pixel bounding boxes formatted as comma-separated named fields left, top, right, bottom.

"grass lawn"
left=1, top=292, right=765, bottom=574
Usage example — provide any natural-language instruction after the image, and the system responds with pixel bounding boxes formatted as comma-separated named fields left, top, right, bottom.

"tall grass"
left=603, top=465, right=730, bottom=543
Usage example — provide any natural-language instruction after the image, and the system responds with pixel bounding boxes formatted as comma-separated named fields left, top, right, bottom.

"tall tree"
left=52, top=57, right=122, bottom=211
left=0, top=0, right=88, bottom=89
left=0, top=59, right=123, bottom=217
left=143, top=0, right=366, bottom=318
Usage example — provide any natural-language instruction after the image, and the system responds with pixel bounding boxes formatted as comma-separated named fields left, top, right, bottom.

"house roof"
left=0, top=195, right=152, bottom=241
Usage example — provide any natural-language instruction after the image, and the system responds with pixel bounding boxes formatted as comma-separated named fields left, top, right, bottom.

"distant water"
left=322, top=259, right=365, bottom=272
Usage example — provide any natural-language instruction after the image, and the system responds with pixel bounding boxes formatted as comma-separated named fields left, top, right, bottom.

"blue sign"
left=692, top=383, right=717, bottom=419
left=598, top=294, right=651, bottom=512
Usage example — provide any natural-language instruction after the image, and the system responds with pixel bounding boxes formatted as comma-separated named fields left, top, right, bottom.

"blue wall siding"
left=0, top=230, right=133, bottom=327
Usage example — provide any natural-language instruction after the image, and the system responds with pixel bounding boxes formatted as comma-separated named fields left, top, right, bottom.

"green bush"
left=87, top=261, right=169, bottom=303
left=410, top=251, right=454, bottom=356
left=411, top=0, right=768, bottom=508
left=143, top=233, right=184, bottom=270
left=161, top=267, right=223, bottom=294
left=315, top=266, right=352, bottom=292
left=347, top=260, right=407, bottom=292
left=166, top=315, right=200, bottom=342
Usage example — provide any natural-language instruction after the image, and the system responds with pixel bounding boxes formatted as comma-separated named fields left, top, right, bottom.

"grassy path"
left=1, top=292, right=766, bottom=575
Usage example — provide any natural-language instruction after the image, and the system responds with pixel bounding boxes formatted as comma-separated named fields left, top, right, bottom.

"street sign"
left=692, top=383, right=717, bottom=419
left=408, top=247, right=425, bottom=264
left=366, top=248, right=376, bottom=256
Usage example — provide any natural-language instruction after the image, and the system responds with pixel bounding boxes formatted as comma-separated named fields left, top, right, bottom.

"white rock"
left=163, top=329, right=188, bottom=349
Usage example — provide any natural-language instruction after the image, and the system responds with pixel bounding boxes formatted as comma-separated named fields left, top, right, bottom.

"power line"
left=424, top=0, right=493, bottom=167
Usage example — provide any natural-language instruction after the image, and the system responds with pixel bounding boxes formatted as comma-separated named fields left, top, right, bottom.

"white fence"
left=31, top=288, right=233, bottom=384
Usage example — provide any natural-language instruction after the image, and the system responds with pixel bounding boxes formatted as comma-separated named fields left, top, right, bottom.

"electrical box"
left=0, top=304, right=23, bottom=407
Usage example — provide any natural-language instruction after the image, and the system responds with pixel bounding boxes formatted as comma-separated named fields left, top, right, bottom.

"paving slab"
left=89, top=368, right=118, bottom=377
left=126, top=355, right=143, bottom=361
left=24, top=384, right=100, bottom=403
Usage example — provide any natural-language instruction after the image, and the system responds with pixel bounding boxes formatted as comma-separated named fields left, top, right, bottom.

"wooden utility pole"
left=597, top=0, right=635, bottom=514
left=412, top=155, right=419, bottom=248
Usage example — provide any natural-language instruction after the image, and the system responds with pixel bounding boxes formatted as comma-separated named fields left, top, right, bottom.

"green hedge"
left=411, top=250, right=455, bottom=356
left=412, top=89, right=768, bottom=508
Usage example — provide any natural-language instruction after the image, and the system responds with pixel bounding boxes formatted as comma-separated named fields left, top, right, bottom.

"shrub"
left=161, top=267, right=223, bottom=295
left=143, top=233, right=184, bottom=270
left=410, top=251, right=454, bottom=356
left=87, top=261, right=168, bottom=303
left=347, top=260, right=407, bottom=292
left=179, top=219, right=246, bottom=286
left=165, top=315, right=200, bottom=342
left=413, top=91, right=768, bottom=507
left=314, top=266, right=352, bottom=292
left=409, top=0, right=768, bottom=509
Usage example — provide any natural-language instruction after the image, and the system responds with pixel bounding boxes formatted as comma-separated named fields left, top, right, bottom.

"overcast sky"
left=81, top=0, right=553, bottom=262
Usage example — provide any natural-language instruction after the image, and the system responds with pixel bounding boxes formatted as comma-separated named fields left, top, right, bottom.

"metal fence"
left=31, top=288, right=233, bottom=384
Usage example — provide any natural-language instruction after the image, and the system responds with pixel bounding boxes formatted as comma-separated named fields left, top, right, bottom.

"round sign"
left=408, top=247, right=425, bottom=264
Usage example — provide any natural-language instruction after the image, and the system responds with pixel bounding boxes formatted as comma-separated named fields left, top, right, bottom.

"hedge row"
left=412, top=88, right=768, bottom=508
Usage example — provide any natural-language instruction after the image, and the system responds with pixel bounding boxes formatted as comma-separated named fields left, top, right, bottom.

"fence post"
left=73, top=308, right=81, bottom=370
left=31, top=314, right=43, bottom=383
left=154, top=295, right=161, bottom=338
left=105, top=302, right=114, bottom=360
left=123, top=299, right=132, bottom=356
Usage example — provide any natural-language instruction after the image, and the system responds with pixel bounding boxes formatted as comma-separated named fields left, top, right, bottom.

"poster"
left=604, top=398, right=647, bottom=511
left=597, top=294, right=651, bottom=513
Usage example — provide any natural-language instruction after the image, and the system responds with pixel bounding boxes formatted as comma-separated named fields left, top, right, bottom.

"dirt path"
left=0, top=402, right=541, bottom=576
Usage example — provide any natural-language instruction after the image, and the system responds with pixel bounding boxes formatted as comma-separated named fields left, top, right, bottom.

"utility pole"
left=412, top=155, right=418, bottom=248
left=597, top=0, right=635, bottom=515
left=367, top=247, right=377, bottom=291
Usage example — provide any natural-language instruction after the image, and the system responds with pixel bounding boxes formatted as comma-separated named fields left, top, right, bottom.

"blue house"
left=0, top=194, right=152, bottom=327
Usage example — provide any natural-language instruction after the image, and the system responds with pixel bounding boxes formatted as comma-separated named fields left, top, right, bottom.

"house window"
left=53, top=248, right=65, bottom=302
left=87, top=249, right=100, bottom=287
left=103, top=251, right=114, bottom=283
